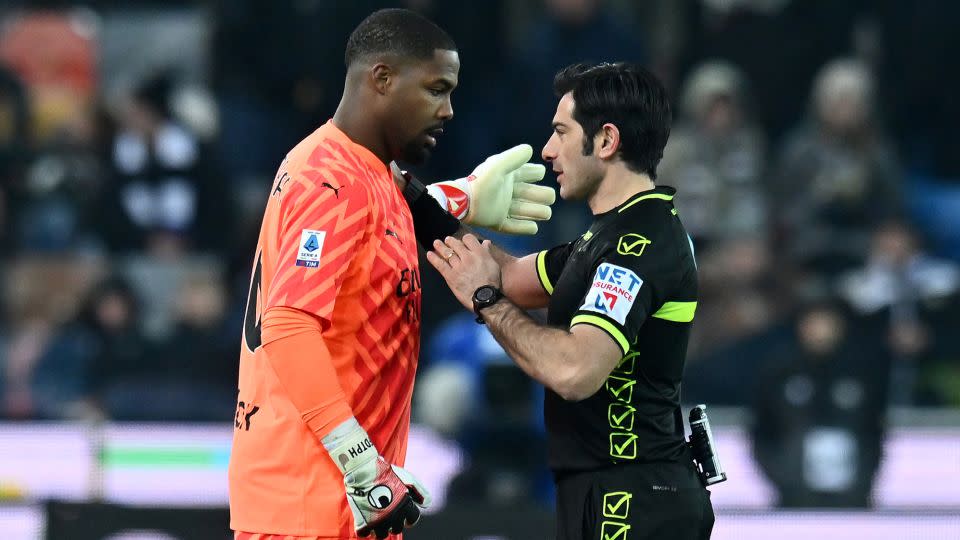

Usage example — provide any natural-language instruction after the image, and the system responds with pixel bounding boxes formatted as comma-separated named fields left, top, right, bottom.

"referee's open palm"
left=426, top=234, right=501, bottom=311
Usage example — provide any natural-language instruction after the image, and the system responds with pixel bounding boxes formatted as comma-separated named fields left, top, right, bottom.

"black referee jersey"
left=535, top=185, right=698, bottom=472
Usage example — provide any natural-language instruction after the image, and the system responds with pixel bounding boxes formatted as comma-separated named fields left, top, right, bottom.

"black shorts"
left=555, top=461, right=714, bottom=540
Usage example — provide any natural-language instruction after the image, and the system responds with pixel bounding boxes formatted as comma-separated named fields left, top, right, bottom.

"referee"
left=426, top=62, right=715, bottom=539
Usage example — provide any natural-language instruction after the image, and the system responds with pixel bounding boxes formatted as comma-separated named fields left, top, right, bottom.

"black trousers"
left=555, top=461, right=714, bottom=540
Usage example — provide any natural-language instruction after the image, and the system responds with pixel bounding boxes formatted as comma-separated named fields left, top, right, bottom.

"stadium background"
left=0, top=0, right=958, bottom=538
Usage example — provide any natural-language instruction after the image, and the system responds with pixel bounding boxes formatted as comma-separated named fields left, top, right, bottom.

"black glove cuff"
left=403, top=173, right=461, bottom=248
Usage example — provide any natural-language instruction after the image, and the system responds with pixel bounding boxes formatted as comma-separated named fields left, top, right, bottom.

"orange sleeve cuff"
left=261, top=306, right=354, bottom=439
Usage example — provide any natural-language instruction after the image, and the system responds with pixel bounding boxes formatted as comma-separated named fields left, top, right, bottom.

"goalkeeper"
left=228, top=8, right=554, bottom=540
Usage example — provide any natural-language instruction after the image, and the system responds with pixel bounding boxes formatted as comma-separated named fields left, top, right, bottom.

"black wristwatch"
left=472, top=285, right=504, bottom=324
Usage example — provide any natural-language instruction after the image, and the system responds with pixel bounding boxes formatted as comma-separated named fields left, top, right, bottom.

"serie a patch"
left=580, top=262, right=643, bottom=324
left=296, top=229, right=325, bottom=267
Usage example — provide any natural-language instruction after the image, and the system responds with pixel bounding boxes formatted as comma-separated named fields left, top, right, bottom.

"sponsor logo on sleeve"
left=296, top=229, right=325, bottom=267
left=579, top=263, right=643, bottom=324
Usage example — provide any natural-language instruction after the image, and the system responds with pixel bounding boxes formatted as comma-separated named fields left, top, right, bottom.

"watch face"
left=476, top=286, right=495, bottom=302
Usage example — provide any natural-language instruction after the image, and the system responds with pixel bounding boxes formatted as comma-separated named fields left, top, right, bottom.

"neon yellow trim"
left=671, top=208, right=678, bottom=215
left=583, top=230, right=594, bottom=241
left=618, top=192, right=674, bottom=213
left=652, top=301, right=697, bottom=322
left=571, top=314, right=629, bottom=354
left=536, top=250, right=553, bottom=294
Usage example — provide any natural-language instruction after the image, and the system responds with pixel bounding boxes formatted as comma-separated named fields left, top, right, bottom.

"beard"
left=400, top=138, right=432, bottom=165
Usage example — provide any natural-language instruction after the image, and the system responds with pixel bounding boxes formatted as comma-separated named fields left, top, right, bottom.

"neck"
left=332, top=79, right=390, bottom=164
left=587, top=164, right=656, bottom=214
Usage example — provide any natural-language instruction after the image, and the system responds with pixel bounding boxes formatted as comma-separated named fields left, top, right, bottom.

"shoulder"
left=281, top=138, right=375, bottom=205
left=607, top=200, right=676, bottom=249
left=592, top=198, right=690, bottom=276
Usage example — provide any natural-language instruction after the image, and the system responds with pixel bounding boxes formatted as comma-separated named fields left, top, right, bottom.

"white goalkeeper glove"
left=323, top=418, right=431, bottom=539
left=427, top=144, right=555, bottom=235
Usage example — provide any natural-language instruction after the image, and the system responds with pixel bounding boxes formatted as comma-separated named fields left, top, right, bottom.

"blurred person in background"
left=148, top=276, right=237, bottom=420
left=1, top=254, right=106, bottom=419
left=771, top=58, right=903, bottom=276
left=0, top=6, right=97, bottom=144
left=13, top=103, right=112, bottom=254
left=837, top=220, right=960, bottom=406
left=751, top=298, right=888, bottom=508
left=681, top=235, right=794, bottom=407
left=658, top=60, right=767, bottom=247
left=101, top=71, right=224, bottom=257
left=677, top=0, right=867, bottom=142
left=79, top=276, right=155, bottom=420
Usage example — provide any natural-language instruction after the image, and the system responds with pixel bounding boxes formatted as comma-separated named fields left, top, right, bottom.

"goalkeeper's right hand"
left=427, top=144, right=555, bottom=235
left=323, top=418, right=431, bottom=539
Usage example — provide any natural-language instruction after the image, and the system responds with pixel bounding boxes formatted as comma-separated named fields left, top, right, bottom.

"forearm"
left=480, top=300, right=583, bottom=400
left=261, top=307, right=353, bottom=438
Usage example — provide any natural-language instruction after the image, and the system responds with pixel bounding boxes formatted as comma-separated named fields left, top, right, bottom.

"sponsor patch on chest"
left=579, top=262, right=643, bottom=324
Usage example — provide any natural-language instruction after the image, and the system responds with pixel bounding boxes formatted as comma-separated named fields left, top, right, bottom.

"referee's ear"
left=596, top=122, right=621, bottom=160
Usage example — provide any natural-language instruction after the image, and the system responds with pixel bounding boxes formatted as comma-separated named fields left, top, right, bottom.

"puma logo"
left=385, top=229, right=402, bottom=243
left=321, top=182, right=341, bottom=198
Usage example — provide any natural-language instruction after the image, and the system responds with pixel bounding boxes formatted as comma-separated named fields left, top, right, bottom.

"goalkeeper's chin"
left=400, top=139, right=435, bottom=165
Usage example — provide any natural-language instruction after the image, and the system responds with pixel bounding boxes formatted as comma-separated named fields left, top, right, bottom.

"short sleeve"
left=265, top=179, right=369, bottom=323
left=570, top=232, right=686, bottom=354
left=535, top=242, right=575, bottom=295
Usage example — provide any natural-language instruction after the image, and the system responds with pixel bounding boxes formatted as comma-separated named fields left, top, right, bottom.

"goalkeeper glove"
left=427, top=144, right=555, bottom=235
left=323, top=418, right=431, bottom=539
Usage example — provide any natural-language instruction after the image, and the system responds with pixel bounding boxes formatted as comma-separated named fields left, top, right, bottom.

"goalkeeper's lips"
left=424, top=128, right=444, bottom=147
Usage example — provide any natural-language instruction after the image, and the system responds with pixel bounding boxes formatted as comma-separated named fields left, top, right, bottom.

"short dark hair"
left=554, top=62, right=672, bottom=179
left=345, top=9, right=456, bottom=67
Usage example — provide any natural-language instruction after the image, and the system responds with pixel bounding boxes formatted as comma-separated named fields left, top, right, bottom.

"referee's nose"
left=542, top=132, right=559, bottom=163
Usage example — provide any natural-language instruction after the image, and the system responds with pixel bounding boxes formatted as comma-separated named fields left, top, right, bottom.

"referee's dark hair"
left=554, top=62, right=672, bottom=180
left=345, top=9, right=457, bottom=67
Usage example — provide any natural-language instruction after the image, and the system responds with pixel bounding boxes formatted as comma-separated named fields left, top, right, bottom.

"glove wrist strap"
left=321, top=418, right=378, bottom=476
left=400, top=170, right=426, bottom=205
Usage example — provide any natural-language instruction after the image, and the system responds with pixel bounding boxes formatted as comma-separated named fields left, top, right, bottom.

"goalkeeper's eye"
left=429, top=87, right=445, bottom=96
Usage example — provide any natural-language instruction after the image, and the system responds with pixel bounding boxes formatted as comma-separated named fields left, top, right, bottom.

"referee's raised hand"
left=426, top=234, right=502, bottom=310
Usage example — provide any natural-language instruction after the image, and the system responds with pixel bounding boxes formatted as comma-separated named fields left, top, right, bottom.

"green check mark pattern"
left=606, top=351, right=638, bottom=461
left=600, top=491, right=633, bottom=540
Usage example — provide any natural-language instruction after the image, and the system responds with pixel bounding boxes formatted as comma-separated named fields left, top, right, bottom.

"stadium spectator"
left=771, top=58, right=903, bottom=276
left=101, top=72, right=223, bottom=256
left=659, top=60, right=767, bottom=246
left=751, top=298, right=889, bottom=508
left=837, top=220, right=960, bottom=406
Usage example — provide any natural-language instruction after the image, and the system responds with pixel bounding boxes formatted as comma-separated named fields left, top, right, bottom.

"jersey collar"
left=615, top=186, right=676, bottom=214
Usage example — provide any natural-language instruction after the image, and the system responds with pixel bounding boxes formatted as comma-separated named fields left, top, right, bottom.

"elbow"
left=552, top=365, right=604, bottom=402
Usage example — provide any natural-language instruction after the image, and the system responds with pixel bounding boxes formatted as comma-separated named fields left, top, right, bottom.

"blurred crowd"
left=1, top=0, right=959, bottom=510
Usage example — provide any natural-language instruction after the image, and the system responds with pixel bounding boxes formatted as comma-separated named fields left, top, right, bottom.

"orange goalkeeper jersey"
left=229, top=121, right=422, bottom=537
